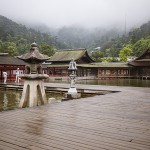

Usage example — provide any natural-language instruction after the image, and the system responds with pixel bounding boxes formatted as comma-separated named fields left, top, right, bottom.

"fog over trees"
left=0, top=0, right=150, bottom=61
left=0, top=0, right=150, bottom=29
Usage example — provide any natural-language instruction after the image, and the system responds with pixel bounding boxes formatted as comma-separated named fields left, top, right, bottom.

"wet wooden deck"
left=0, top=84, right=150, bottom=150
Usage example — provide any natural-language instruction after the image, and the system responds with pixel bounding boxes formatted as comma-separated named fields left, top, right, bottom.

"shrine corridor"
left=0, top=83, right=150, bottom=150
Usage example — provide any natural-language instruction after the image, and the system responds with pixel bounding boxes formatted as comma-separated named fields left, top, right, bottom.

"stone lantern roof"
left=17, top=42, right=50, bottom=63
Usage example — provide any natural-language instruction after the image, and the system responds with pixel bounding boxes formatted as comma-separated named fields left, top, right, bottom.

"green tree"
left=119, top=45, right=133, bottom=62
left=0, top=40, right=3, bottom=51
left=132, top=37, right=150, bottom=56
left=6, top=35, right=30, bottom=54
left=91, top=51, right=104, bottom=62
left=101, top=57, right=115, bottom=62
left=0, top=41, right=17, bottom=55
left=39, top=43, right=56, bottom=56
left=4, top=42, right=17, bottom=56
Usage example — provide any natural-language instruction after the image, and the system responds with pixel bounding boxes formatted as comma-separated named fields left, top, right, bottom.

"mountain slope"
left=0, top=15, right=67, bottom=49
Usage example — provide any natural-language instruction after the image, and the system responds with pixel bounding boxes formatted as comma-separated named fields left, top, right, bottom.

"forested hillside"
left=103, top=21, right=150, bottom=57
left=55, top=21, right=150, bottom=60
left=90, top=21, right=150, bottom=62
left=55, top=26, right=121, bottom=50
left=0, top=15, right=150, bottom=61
left=0, top=15, right=67, bottom=56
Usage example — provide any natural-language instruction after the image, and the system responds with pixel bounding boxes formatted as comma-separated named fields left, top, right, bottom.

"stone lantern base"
left=63, top=87, right=81, bottom=100
left=19, top=79, right=47, bottom=108
left=68, top=87, right=77, bottom=94
left=64, top=93, right=81, bottom=100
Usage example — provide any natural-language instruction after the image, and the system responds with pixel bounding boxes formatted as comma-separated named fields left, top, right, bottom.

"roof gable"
left=128, top=48, right=150, bottom=66
left=136, top=48, right=150, bottom=60
left=48, top=49, right=94, bottom=63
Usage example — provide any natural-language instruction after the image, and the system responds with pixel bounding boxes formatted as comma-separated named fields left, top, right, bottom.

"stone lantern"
left=17, top=42, right=49, bottom=108
left=68, top=58, right=77, bottom=94
left=64, top=58, right=81, bottom=99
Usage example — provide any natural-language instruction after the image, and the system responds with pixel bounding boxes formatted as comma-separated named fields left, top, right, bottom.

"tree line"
left=0, top=15, right=66, bottom=56
left=91, top=21, right=150, bottom=62
left=0, top=15, right=150, bottom=62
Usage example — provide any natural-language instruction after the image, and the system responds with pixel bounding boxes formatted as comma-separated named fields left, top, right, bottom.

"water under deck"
left=0, top=83, right=150, bottom=150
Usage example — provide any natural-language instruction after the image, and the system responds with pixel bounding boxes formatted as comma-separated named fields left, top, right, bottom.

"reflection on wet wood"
left=0, top=85, right=150, bottom=150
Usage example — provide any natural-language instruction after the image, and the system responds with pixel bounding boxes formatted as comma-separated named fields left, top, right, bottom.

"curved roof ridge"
left=48, top=49, right=94, bottom=63
left=57, top=48, right=86, bottom=51
left=128, top=48, right=150, bottom=66
left=136, top=48, right=150, bottom=60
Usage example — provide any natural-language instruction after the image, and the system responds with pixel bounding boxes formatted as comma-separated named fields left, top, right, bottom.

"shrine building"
left=0, top=48, right=150, bottom=81
left=0, top=53, right=25, bottom=82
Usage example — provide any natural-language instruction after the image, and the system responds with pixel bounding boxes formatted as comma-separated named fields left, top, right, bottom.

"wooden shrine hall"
left=0, top=48, right=150, bottom=81
left=43, top=48, right=96, bottom=77
left=43, top=48, right=150, bottom=79
left=0, top=53, right=25, bottom=81
left=128, top=48, right=150, bottom=78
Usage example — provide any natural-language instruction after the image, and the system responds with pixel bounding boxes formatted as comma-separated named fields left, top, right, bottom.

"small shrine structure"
left=17, top=42, right=49, bottom=108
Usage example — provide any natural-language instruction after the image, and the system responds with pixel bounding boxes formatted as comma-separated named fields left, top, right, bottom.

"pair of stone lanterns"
left=18, top=43, right=79, bottom=108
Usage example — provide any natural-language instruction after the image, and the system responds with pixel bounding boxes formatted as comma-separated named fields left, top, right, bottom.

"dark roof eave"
left=17, top=56, right=49, bottom=62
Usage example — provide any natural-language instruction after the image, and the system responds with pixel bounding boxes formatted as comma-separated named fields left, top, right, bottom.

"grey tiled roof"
left=0, top=55, right=26, bottom=65
left=47, top=49, right=94, bottom=63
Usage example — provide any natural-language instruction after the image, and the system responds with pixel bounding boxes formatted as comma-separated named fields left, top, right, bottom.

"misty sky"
left=0, top=0, right=150, bottom=30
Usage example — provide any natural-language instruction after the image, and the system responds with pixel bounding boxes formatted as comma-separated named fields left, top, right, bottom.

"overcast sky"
left=0, top=0, right=150, bottom=30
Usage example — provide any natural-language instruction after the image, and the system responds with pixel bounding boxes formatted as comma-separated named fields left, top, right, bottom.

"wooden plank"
left=0, top=84, right=150, bottom=150
left=0, top=119, right=149, bottom=150
left=0, top=140, right=29, bottom=150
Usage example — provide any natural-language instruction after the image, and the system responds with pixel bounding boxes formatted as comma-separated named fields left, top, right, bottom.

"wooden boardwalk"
left=0, top=84, right=150, bottom=150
